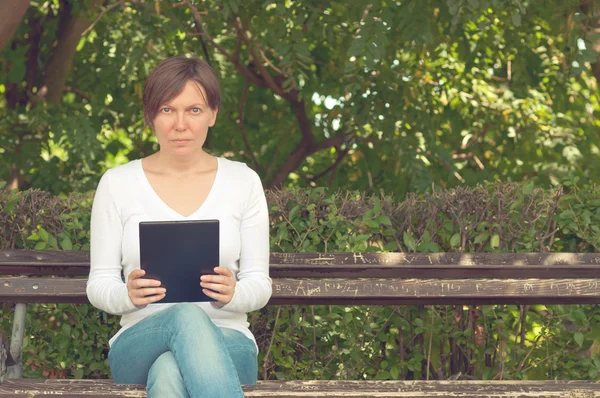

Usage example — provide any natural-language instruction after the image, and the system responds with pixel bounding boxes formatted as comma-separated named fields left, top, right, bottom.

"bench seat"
left=3, top=251, right=600, bottom=395
left=1, top=379, right=599, bottom=397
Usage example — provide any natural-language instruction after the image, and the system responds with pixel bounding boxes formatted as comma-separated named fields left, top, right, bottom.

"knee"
left=168, top=303, right=211, bottom=327
left=147, top=352, right=187, bottom=398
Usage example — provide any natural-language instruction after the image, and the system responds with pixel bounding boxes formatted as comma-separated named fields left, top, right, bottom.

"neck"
left=154, top=149, right=213, bottom=173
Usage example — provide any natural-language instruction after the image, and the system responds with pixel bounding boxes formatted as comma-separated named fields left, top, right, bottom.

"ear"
left=209, top=107, right=219, bottom=127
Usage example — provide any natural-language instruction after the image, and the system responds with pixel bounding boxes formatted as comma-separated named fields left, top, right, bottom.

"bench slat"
left=2, top=251, right=600, bottom=279
left=2, top=277, right=600, bottom=305
left=1, top=379, right=599, bottom=397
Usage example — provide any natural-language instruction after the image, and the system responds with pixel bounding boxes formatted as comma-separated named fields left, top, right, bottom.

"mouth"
left=172, top=139, right=191, bottom=144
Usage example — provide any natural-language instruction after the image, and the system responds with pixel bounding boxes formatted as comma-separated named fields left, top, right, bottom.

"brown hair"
left=143, top=56, right=221, bottom=125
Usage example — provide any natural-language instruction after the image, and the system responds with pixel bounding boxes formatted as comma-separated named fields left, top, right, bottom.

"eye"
left=160, top=107, right=171, bottom=113
left=191, top=107, right=201, bottom=114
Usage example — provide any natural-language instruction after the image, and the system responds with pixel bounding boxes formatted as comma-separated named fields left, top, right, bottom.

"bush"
left=1, top=181, right=600, bottom=380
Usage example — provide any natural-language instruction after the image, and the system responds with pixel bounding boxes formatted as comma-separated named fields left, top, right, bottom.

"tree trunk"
left=582, top=0, right=600, bottom=90
left=41, top=4, right=97, bottom=104
left=0, top=0, right=31, bottom=53
left=4, top=0, right=104, bottom=189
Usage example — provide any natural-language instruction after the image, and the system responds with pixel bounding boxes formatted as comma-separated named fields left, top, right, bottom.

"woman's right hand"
left=127, top=269, right=166, bottom=307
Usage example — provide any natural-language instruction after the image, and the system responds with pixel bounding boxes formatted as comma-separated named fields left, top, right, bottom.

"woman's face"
left=152, top=80, right=218, bottom=157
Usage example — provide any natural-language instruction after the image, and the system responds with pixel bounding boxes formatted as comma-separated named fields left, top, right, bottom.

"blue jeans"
left=108, top=303, right=258, bottom=398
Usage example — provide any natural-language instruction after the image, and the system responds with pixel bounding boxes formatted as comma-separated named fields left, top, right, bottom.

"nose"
left=175, top=113, right=187, bottom=131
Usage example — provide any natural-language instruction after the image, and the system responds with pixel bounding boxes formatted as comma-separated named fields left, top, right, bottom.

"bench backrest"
left=1, top=250, right=600, bottom=305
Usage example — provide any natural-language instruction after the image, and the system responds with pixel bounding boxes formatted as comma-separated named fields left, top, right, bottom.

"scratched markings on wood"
left=273, top=278, right=600, bottom=298
left=4, top=250, right=600, bottom=267
left=2, top=277, right=600, bottom=305
left=3, top=251, right=600, bottom=280
left=272, top=252, right=600, bottom=266
left=1, top=379, right=600, bottom=397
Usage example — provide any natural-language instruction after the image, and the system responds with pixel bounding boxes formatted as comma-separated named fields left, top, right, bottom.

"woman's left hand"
left=200, top=267, right=236, bottom=305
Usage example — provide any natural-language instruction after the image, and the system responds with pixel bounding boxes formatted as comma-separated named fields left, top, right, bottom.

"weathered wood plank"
left=2, top=250, right=600, bottom=278
left=2, top=277, right=600, bottom=305
left=4, top=250, right=600, bottom=266
left=0, top=379, right=599, bottom=397
left=272, top=252, right=600, bottom=266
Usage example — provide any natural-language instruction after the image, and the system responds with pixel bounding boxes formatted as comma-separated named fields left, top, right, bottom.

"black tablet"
left=139, top=219, right=219, bottom=303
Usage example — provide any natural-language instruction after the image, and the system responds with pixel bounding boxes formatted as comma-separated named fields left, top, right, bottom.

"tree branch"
left=291, top=99, right=316, bottom=148
left=315, top=132, right=352, bottom=151
left=64, top=86, right=91, bottom=101
left=310, top=148, right=349, bottom=184
left=267, top=131, right=352, bottom=188
left=81, top=0, right=124, bottom=37
left=185, top=0, right=263, bottom=87
left=238, top=78, right=263, bottom=171
left=185, top=1, right=234, bottom=63
left=234, top=18, right=286, bottom=98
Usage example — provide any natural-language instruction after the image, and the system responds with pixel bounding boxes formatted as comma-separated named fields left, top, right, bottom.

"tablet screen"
left=139, top=219, right=219, bottom=303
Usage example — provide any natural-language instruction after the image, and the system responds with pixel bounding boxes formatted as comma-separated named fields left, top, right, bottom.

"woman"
left=86, top=55, right=271, bottom=398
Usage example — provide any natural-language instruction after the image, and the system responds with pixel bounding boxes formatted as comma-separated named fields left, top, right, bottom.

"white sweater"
left=86, top=157, right=272, bottom=350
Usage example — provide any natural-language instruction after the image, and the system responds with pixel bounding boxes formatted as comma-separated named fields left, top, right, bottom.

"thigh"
left=109, top=304, right=226, bottom=385
left=220, top=328, right=258, bottom=385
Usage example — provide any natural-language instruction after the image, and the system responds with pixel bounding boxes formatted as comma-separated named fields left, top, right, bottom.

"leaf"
left=7, top=64, right=26, bottom=84
left=289, top=205, right=300, bottom=221
left=511, top=13, right=521, bottom=27
left=373, top=198, right=381, bottom=214
left=447, top=0, right=459, bottom=16
left=523, top=181, right=534, bottom=195
left=418, top=241, right=442, bottom=252
left=366, top=220, right=380, bottom=229
left=422, top=231, right=431, bottom=243
left=574, top=332, right=584, bottom=347
left=61, top=236, right=73, bottom=250
left=450, top=233, right=460, bottom=247
left=74, top=367, right=84, bottom=379
left=38, top=228, right=49, bottom=242
left=490, top=235, right=500, bottom=249
left=474, top=233, right=489, bottom=244
left=376, top=215, right=392, bottom=226
left=403, top=231, right=416, bottom=251
left=47, top=234, right=58, bottom=249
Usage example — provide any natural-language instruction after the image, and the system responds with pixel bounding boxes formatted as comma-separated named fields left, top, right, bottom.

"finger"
left=200, top=282, right=230, bottom=293
left=202, top=289, right=231, bottom=304
left=128, top=269, right=146, bottom=281
left=132, top=287, right=166, bottom=298
left=134, top=293, right=166, bottom=305
left=201, top=275, right=231, bottom=285
left=214, top=267, right=232, bottom=277
left=131, top=278, right=162, bottom=289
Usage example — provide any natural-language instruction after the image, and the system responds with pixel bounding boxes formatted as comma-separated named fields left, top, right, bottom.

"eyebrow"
left=162, top=103, right=206, bottom=108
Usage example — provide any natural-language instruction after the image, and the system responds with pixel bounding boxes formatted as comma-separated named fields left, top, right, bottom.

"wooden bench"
left=1, top=250, right=600, bottom=397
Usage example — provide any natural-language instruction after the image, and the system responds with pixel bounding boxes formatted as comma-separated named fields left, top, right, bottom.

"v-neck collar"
left=137, top=157, right=221, bottom=219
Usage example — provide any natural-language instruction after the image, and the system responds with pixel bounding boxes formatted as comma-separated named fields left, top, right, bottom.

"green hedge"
left=1, top=182, right=600, bottom=380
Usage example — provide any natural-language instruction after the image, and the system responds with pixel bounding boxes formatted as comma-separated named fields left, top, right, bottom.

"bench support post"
left=7, top=303, right=27, bottom=379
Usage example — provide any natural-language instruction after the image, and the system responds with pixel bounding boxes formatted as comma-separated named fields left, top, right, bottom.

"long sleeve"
left=217, top=169, right=272, bottom=313
left=86, top=171, right=138, bottom=315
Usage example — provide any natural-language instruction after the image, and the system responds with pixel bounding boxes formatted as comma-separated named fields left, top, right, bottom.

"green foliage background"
left=2, top=0, right=600, bottom=383
left=2, top=180, right=600, bottom=380
left=1, top=0, right=600, bottom=196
